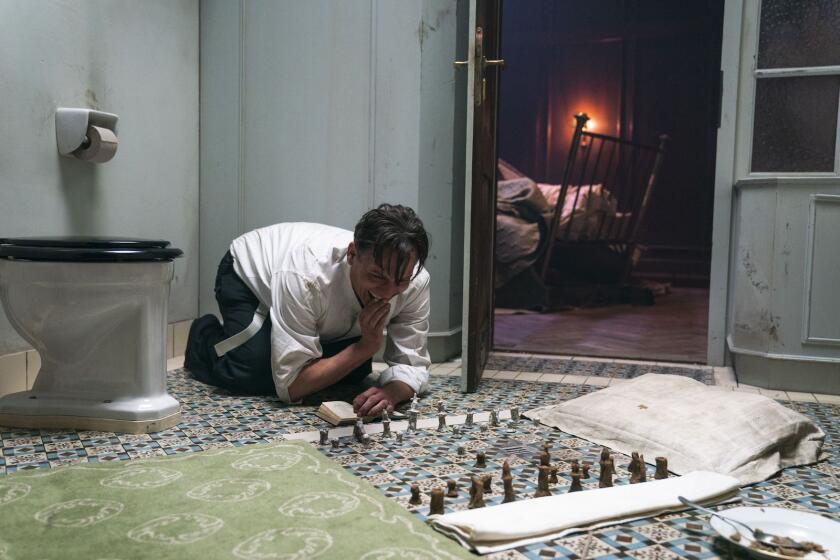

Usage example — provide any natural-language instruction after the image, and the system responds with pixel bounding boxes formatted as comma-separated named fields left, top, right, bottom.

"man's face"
left=348, top=243, right=417, bottom=306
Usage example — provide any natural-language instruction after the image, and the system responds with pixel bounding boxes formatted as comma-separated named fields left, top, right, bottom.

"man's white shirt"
left=230, top=222, right=431, bottom=403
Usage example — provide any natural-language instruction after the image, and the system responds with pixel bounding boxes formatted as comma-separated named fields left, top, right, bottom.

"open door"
left=459, top=0, right=503, bottom=392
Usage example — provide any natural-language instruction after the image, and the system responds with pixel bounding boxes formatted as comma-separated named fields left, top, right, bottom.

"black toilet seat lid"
left=0, top=236, right=183, bottom=262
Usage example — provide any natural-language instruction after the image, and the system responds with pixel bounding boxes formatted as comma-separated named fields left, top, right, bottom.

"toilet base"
left=0, top=411, right=181, bottom=434
left=0, top=391, right=181, bottom=434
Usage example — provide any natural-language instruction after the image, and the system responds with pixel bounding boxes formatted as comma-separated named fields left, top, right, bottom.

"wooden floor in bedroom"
left=493, top=287, right=709, bottom=364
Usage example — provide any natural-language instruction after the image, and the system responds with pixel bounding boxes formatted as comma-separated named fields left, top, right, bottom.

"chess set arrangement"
left=312, top=395, right=674, bottom=518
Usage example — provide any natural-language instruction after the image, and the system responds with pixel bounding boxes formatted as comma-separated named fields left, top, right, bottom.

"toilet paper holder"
left=55, top=107, right=119, bottom=157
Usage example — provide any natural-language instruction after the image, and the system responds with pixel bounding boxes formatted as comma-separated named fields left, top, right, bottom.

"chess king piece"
left=465, top=409, right=474, bottom=427
left=549, top=465, right=559, bottom=485
left=655, top=456, right=669, bottom=479
left=569, top=472, right=583, bottom=493
left=437, top=412, right=447, bottom=432
left=510, top=406, right=520, bottom=421
left=482, top=474, right=493, bottom=493
left=408, top=410, right=418, bottom=431
left=475, top=450, right=487, bottom=469
left=534, top=465, right=552, bottom=498
left=468, top=476, right=486, bottom=509
left=599, top=457, right=615, bottom=488
left=446, top=479, right=458, bottom=498
left=409, top=484, right=422, bottom=506
left=429, top=487, right=445, bottom=516
left=581, top=461, right=591, bottom=479
left=319, top=429, right=329, bottom=445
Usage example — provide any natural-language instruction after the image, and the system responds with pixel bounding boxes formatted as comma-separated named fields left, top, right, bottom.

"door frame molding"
left=707, top=0, right=743, bottom=366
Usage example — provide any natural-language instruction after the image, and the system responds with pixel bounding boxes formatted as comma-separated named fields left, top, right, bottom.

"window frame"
left=738, top=1, right=840, bottom=178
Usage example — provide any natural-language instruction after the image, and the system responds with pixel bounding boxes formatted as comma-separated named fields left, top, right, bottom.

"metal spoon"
left=678, top=496, right=805, bottom=552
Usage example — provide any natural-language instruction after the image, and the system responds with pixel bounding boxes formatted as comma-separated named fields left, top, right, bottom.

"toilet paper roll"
left=74, top=125, right=118, bottom=163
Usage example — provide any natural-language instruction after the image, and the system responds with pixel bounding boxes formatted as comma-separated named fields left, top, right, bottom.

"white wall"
left=200, top=0, right=465, bottom=359
left=0, top=0, right=200, bottom=355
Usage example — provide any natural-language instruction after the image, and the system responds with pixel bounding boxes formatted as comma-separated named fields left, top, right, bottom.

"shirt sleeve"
left=379, top=272, right=431, bottom=395
left=269, top=271, right=323, bottom=403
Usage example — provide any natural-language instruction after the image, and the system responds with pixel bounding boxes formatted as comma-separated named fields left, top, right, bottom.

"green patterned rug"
left=0, top=441, right=472, bottom=559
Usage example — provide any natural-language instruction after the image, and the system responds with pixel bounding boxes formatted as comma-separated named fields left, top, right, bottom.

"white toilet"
left=0, top=236, right=183, bottom=433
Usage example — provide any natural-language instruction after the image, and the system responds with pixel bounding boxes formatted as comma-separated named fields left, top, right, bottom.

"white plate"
left=710, top=506, right=839, bottom=560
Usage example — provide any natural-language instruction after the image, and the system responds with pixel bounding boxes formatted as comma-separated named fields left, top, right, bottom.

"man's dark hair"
left=354, top=204, right=429, bottom=279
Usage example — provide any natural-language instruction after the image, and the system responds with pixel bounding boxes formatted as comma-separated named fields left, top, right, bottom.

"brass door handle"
left=484, top=59, right=505, bottom=69
left=453, top=60, right=469, bottom=69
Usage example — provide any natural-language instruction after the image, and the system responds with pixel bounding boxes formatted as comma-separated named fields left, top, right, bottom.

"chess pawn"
left=581, top=462, right=591, bottom=479
left=599, top=458, right=614, bottom=488
left=354, top=419, right=365, bottom=442
left=502, top=474, right=516, bottom=503
left=437, top=412, right=447, bottom=432
left=396, top=432, right=404, bottom=443
left=457, top=444, right=466, bottom=456
left=502, top=460, right=511, bottom=479
left=570, top=458, right=580, bottom=474
left=490, top=410, right=499, bottom=427
left=468, top=476, right=486, bottom=509
left=451, top=425, right=461, bottom=436
left=429, top=487, right=445, bottom=516
left=655, top=456, right=669, bottom=479
left=637, top=454, right=647, bottom=482
left=408, top=410, right=418, bottom=431
left=446, top=479, right=458, bottom=498
left=510, top=406, right=520, bottom=421
left=361, top=433, right=371, bottom=447
left=549, top=466, right=559, bottom=485
left=629, top=452, right=644, bottom=484
left=532, top=416, right=541, bottom=427
left=409, top=484, right=422, bottom=506
left=534, top=465, right=552, bottom=498
left=475, top=451, right=487, bottom=469
left=482, top=474, right=493, bottom=493
left=319, top=429, right=329, bottom=445
left=568, top=472, right=583, bottom=493
left=330, top=438, right=340, bottom=450
left=465, top=409, right=474, bottom=427
left=480, top=423, right=489, bottom=433
left=382, top=419, right=391, bottom=438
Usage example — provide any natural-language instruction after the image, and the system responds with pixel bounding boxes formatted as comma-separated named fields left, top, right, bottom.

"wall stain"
left=85, top=89, right=100, bottom=110
left=741, top=250, right=769, bottom=293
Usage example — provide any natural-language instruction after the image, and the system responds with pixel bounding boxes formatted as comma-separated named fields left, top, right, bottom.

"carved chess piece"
left=480, top=423, right=489, bottom=433
left=468, top=476, right=486, bottom=509
left=490, top=410, right=499, bottom=426
left=637, top=454, right=647, bottom=482
left=549, top=465, right=559, bottom=485
left=570, top=459, right=580, bottom=476
left=628, top=452, right=640, bottom=484
left=599, top=457, right=614, bottom=488
left=466, top=409, right=474, bottom=427
left=502, top=460, right=511, bottom=479
left=437, top=412, right=447, bottom=432
left=600, top=447, right=611, bottom=463
left=452, top=425, right=461, bottom=436
left=457, top=444, right=466, bottom=456
left=382, top=418, right=391, bottom=438
left=361, top=433, right=371, bottom=446
left=446, top=479, right=458, bottom=498
left=482, top=474, right=493, bottom=493
left=475, top=451, right=487, bottom=468
left=510, top=406, right=520, bottom=421
left=354, top=419, right=365, bottom=442
left=409, top=484, right=422, bottom=506
left=396, top=432, right=404, bottom=443
left=581, top=461, right=591, bottom=479
left=569, top=472, right=583, bottom=493
left=502, top=474, right=516, bottom=503
left=410, top=393, right=419, bottom=411
left=330, top=438, right=340, bottom=450
left=539, top=451, right=550, bottom=467
left=655, top=456, right=669, bottom=479
left=319, top=429, right=329, bottom=445
left=429, top=487, right=445, bottom=516
left=534, top=465, right=552, bottom=498
left=532, top=416, right=541, bottom=427
left=437, top=401, right=445, bottom=413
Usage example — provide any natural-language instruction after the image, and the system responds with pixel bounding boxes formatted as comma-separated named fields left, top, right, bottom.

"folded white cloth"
left=527, top=374, right=824, bottom=485
left=430, top=471, right=741, bottom=554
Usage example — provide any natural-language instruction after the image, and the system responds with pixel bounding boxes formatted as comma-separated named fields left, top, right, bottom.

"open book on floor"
left=316, top=400, right=406, bottom=426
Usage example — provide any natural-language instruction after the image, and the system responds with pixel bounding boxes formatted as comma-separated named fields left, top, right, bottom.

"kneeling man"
left=185, top=203, right=430, bottom=416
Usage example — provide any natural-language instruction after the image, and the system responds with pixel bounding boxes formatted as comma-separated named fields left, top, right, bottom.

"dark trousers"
left=185, top=251, right=371, bottom=395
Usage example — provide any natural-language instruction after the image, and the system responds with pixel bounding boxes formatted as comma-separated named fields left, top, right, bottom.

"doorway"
left=491, top=1, right=725, bottom=364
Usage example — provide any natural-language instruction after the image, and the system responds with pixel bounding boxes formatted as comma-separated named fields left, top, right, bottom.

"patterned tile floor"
left=1, top=355, right=837, bottom=559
